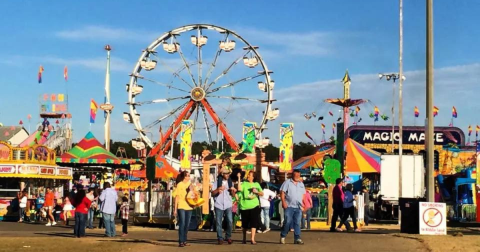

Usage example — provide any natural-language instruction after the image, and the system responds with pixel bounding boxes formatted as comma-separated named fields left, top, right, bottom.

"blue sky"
left=0, top=0, right=479, bottom=146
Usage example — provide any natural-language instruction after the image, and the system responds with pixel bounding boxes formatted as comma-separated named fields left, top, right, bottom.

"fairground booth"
left=56, top=132, right=140, bottom=190
left=0, top=141, right=72, bottom=220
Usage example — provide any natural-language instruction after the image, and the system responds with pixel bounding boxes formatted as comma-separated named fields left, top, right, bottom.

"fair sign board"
left=419, top=202, right=447, bottom=235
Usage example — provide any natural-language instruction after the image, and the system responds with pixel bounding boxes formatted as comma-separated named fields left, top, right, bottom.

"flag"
left=64, top=66, right=68, bottom=81
left=414, top=106, right=419, bottom=118
left=305, top=132, right=314, bottom=143
left=321, top=123, right=326, bottom=134
left=433, top=106, right=439, bottom=117
left=90, top=99, right=98, bottom=123
left=355, top=106, right=360, bottom=116
left=38, top=65, right=44, bottom=83
left=468, top=125, right=472, bottom=136
left=374, top=106, right=379, bottom=120
left=452, top=106, right=457, bottom=118
left=476, top=125, right=480, bottom=138
left=332, top=123, right=336, bottom=134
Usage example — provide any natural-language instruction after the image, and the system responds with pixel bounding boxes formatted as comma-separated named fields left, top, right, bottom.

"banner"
left=180, top=120, right=193, bottom=169
left=279, top=123, right=294, bottom=172
left=241, top=122, right=256, bottom=154
left=40, top=93, right=68, bottom=115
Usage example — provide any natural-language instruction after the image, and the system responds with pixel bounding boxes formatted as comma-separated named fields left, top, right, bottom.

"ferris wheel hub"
left=190, top=87, right=206, bottom=101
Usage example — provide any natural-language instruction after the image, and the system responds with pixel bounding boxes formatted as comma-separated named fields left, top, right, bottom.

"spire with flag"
left=468, top=125, right=472, bottom=136
left=414, top=106, right=419, bottom=118
left=433, top=106, right=439, bottom=117
left=90, top=99, right=98, bottom=123
left=476, top=125, right=480, bottom=138
left=332, top=123, right=336, bottom=134
left=38, top=65, right=44, bottom=84
left=321, top=123, right=325, bottom=134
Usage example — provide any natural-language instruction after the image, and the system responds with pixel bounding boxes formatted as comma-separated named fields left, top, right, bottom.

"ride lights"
left=378, top=73, right=406, bottom=82
left=243, top=56, right=259, bottom=68
left=219, top=40, right=236, bottom=52
left=191, top=35, right=208, bottom=47
left=140, top=59, right=157, bottom=71
left=162, top=42, right=180, bottom=53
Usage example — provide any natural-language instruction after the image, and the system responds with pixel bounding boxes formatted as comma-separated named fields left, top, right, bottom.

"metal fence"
left=134, top=190, right=173, bottom=217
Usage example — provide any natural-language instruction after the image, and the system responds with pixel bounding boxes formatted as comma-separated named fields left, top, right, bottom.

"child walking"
left=120, top=196, right=129, bottom=237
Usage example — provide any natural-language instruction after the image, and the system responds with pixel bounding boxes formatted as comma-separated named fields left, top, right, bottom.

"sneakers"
left=246, top=231, right=251, bottom=234
left=294, top=239, right=304, bottom=245
left=354, top=229, right=362, bottom=232
left=52, top=222, right=57, bottom=226
left=45, top=223, right=52, bottom=226
left=217, top=239, right=224, bottom=245
left=335, top=228, right=343, bottom=232
left=257, top=230, right=263, bottom=233
left=226, top=239, right=233, bottom=245
left=280, top=237, right=285, bottom=244
left=263, top=228, right=270, bottom=233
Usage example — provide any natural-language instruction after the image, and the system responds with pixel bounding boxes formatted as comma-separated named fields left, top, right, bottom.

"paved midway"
left=0, top=222, right=429, bottom=252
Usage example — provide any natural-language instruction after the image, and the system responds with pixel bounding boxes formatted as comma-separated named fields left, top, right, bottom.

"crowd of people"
left=15, top=158, right=368, bottom=245
left=173, top=156, right=314, bottom=247
left=16, top=182, right=130, bottom=238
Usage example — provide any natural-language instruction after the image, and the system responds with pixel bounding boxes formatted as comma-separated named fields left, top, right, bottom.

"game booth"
left=0, top=141, right=72, bottom=221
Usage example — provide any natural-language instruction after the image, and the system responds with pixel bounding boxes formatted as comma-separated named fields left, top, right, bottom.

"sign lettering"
left=18, top=166, right=39, bottom=174
left=40, top=167, right=55, bottom=175
left=0, top=166, right=15, bottom=173
left=348, top=126, right=463, bottom=146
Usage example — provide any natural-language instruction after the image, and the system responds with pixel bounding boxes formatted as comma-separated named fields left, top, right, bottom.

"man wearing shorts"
left=44, top=187, right=56, bottom=226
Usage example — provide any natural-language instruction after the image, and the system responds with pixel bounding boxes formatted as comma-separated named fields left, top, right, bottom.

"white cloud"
left=55, top=25, right=159, bottom=43
left=0, top=55, right=131, bottom=72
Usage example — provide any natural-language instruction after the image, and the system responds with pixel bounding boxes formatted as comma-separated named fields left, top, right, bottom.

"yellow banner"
left=279, top=123, right=294, bottom=172
left=180, top=120, right=193, bottom=169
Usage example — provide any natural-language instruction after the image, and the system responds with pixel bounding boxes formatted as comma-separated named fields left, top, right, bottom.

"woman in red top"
left=44, top=188, right=56, bottom=226
left=73, top=189, right=92, bottom=238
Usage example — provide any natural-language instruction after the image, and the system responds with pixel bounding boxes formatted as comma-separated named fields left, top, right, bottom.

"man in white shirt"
left=259, top=182, right=276, bottom=233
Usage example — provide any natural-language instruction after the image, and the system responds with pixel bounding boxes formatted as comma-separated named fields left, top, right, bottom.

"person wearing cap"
left=211, top=166, right=237, bottom=245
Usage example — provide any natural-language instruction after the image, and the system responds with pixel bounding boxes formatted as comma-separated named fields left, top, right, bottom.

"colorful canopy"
left=132, top=154, right=179, bottom=179
left=293, top=146, right=335, bottom=169
left=345, top=138, right=381, bottom=173
left=57, top=132, right=132, bottom=166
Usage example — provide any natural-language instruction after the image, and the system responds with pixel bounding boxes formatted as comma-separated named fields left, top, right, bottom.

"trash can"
left=399, top=197, right=426, bottom=234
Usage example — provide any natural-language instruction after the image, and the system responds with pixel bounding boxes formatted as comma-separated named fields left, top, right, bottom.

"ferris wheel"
left=125, top=24, right=278, bottom=153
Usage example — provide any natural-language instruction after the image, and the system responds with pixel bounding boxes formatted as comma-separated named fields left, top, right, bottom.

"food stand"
left=0, top=141, right=72, bottom=220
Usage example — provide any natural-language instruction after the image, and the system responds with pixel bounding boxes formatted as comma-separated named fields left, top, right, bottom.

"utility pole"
left=398, top=0, right=404, bottom=216
left=426, top=0, right=435, bottom=202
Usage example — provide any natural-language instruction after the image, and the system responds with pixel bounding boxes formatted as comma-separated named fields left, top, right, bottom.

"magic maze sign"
left=347, top=126, right=464, bottom=146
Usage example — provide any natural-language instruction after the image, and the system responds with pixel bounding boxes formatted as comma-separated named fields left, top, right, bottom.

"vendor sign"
left=0, top=165, right=16, bottom=174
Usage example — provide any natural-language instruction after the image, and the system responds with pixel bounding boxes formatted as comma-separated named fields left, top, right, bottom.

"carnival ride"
left=124, top=24, right=277, bottom=167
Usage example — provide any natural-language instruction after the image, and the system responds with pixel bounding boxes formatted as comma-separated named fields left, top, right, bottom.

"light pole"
left=426, top=0, right=435, bottom=202
left=378, top=73, right=406, bottom=151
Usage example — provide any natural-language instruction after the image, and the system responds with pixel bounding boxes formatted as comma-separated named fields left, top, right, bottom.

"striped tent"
left=293, top=146, right=335, bottom=169
left=57, top=132, right=133, bottom=166
left=344, top=138, right=381, bottom=173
